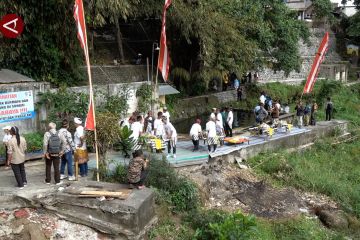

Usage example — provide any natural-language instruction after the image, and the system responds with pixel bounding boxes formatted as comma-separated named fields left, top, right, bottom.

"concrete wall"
left=0, top=82, right=50, bottom=134
left=172, top=90, right=237, bottom=121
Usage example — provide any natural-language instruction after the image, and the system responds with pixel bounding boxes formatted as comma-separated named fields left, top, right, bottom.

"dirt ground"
left=177, top=158, right=339, bottom=219
left=0, top=208, right=113, bottom=240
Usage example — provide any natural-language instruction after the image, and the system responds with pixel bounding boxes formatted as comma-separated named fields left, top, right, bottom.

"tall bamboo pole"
left=81, top=0, right=100, bottom=182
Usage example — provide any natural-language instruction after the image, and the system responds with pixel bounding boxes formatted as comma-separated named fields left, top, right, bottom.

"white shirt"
left=154, top=118, right=164, bottom=136
left=164, top=122, right=177, bottom=138
left=260, top=95, right=266, bottom=104
left=74, top=126, right=86, bottom=149
left=216, top=113, right=223, bottom=126
left=206, top=121, right=217, bottom=138
left=3, top=133, right=12, bottom=144
left=190, top=123, right=202, bottom=136
left=227, top=110, right=234, bottom=128
left=284, top=106, right=290, bottom=114
left=210, top=112, right=216, bottom=119
left=163, top=111, right=170, bottom=122
left=130, top=121, right=143, bottom=139
left=275, top=103, right=281, bottom=110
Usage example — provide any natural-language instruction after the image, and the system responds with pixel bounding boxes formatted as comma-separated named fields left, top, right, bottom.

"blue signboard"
left=0, top=90, right=36, bottom=123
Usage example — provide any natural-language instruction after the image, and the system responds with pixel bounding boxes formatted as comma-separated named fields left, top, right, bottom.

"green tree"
left=0, top=0, right=84, bottom=85
left=312, top=0, right=333, bottom=19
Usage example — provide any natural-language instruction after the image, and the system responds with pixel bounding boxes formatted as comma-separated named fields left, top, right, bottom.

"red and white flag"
left=303, top=32, right=329, bottom=94
left=157, top=0, right=172, bottom=81
left=74, top=0, right=95, bottom=130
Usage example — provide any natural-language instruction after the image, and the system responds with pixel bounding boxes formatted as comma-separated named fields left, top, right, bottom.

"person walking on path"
left=325, top=97, right=333, bottom=121
left=7, top=126, right=27, bottom=189
left=295, top=101, right=304, bottom=128
left=127, top=150, right=149, bottom=190
left=43, top=122, right=66, bottom=185
left=226, top=107, right=234, bottom=137
left=163, top=117, right=177, bottom=159
left=58, top=120, right=75, bottom=181
left=310, top=100, right=318, bottom=125
left=74, top=118, right=88, bottom=177
left=304, top=102, right=311, bottom=126
left=206, top=117, right=217, bottom=153
left=3, top=126, right=12, bottom=169
left=190, top=119, right=202, bottom=151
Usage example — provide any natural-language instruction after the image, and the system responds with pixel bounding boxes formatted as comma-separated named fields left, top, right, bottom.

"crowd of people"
left=3, top=93, right=334, bottom=190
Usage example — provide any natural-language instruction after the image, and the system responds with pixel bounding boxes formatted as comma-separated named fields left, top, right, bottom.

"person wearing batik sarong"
left=189, top=119, right=202, bottom=151
left=206, top=117, right=217, bottom=153
left=216, top=117, right=225, bottom=146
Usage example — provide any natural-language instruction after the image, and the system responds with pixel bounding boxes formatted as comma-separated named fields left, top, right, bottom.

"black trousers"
left=46, top=156, right=60, bottom=184
left=225, top=123, right=233, bottom=137
left=326, top=110, right=332, bottom=121
left=192, top=139, right=199, bottom=150
left=167, top=141, right=176, bottom=154
left=11, top=163, right=27, bottom=187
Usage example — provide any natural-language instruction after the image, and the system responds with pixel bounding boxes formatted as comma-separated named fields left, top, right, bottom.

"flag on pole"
left=74, top=0, right=95, bottom=130
left=303, top=32, right=329, bottom=94
left=158, top=0, right=172, bottom=81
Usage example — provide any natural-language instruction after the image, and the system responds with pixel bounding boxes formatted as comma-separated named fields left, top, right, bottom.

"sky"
left=330, top=0, right=357, bottom=16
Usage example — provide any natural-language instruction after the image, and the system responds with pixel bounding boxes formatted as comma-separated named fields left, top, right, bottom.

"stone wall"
left=172, top=90, right=237, bottom=121
left=257, top=28, right=345, bottom=85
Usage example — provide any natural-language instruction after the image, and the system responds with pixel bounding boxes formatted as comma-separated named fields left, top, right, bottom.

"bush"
left=96, top=161, right=127, bottom=183
left=23, top=132, right=43, bottom=152
left=146, top=158, right=200, bottom=212
left=188, top=209, right=258, bottom=240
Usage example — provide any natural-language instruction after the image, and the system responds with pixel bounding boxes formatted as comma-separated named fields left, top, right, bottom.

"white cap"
left=2, top=126, right=11, bottom=130
left=74, top=117, right=82, bottom=124
left=212, top=108, right=217, bottom=111
left=163, top=107, right=167, bottom=110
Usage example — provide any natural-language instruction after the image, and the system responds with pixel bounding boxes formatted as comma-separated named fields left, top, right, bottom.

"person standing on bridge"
left=295, top=101, right=304, bottom=128
left=206, top=117, right=217, bottom=153
left=7, top=126, right=27, bottom=189
left=325, top=97, right=333, bottom=121
left=190, top=119, right=202, bottom=151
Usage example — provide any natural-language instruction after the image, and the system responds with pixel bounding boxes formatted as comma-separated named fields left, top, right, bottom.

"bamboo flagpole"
left=74, top=0, right=100, bottom=181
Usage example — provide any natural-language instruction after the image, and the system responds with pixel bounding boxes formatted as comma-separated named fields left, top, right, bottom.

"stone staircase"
left=257, top=28, right=343, bottom=84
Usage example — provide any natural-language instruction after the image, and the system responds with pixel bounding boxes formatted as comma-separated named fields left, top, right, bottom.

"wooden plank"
left=80, top=190, right=132, bottom=197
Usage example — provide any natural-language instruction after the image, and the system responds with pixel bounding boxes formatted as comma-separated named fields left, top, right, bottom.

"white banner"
left=0, top=90, right=35, bottom=123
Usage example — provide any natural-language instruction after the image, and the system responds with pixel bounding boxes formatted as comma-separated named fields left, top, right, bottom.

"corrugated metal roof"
left=0, top=69, right=35, bottom=84
left=159, top=84, right=179, bottom=95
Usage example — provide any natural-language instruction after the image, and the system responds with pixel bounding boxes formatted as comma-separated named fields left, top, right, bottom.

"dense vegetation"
left=1, top=0, right=310, bottom=86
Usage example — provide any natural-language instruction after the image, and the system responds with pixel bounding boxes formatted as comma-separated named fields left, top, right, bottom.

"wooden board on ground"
left=65, top=186, right=132, bottom=199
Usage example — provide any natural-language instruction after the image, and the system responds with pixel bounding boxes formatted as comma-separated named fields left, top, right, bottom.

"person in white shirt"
left=226, top=107, right=234, bottom=137
left=216, top=118, right=225, bottom=146
left=3, top=126, right=12, bottom=169
left=216, top=109, right=223, bottom=127
left=162, top=117, right=177, bottom=159
left=163, top=107, right=170, bottom=122
left=259, top=91, right=266, bottom=104
left=130, top=116, right=143, bottom=151
left=153, top=111, right=165, bottom=138
left=189, top=119, right=202, bottom=151
left=210, top=108, right=216, bottom=120
left=74, top=117, right=88, bottom=177
left=206, top=117, right=217, bottom=152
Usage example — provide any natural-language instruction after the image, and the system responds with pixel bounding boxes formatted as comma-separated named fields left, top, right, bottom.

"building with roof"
left=0, top=69, right=50, bottom=133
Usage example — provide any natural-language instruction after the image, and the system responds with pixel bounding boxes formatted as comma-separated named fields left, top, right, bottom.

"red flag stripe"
left=303, top=32, right=329, bottom=94
left=74, top=0, right=95, bottom=130
left=158, top=0, right=172, bottom=81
